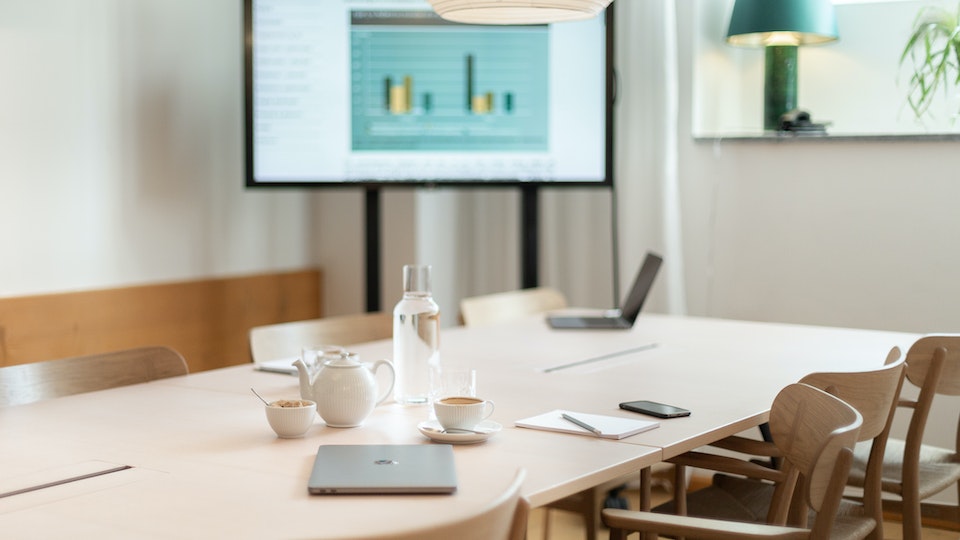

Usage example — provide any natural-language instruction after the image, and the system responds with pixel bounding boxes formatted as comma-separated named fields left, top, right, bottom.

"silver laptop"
left=547, top=252, right=662, bottom=330
left=308, top=444, right=458, bottom=495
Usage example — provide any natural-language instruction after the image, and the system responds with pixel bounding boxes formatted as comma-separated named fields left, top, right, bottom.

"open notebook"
left=515, top=409, right=659, bottom=440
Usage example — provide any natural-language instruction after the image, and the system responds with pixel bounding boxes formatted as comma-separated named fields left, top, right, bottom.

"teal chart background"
left=350, top=11, right=549, bottom=152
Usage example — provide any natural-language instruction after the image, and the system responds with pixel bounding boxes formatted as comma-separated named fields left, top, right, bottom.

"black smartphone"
left=619, top=400, right=691, bottom=419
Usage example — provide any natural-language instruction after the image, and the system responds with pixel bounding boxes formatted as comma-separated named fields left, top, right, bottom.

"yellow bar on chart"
left=390, top=85, right=408, bottom=114
left=471, top=94, right=489, bottom=114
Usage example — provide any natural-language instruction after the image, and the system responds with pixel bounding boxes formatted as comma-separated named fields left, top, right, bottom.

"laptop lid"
left=308, top=444, right=458, bottom=495
left=617, top=252, right=663, bottom=324
left=545, top=251, right=662, bottom=330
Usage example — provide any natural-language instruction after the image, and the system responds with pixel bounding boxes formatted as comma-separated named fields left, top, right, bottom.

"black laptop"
left=546, top=252, right=662, bottom=330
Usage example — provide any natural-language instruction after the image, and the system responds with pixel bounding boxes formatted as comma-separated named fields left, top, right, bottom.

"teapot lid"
left=323, top=352, right=361, bottom=367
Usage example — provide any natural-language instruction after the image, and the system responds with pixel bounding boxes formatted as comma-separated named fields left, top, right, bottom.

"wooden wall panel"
left=0, top=269, right=321, bottom=373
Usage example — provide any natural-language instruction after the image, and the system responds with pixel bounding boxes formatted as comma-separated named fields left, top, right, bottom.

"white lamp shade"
left=428, top=0, right=612, bottom=25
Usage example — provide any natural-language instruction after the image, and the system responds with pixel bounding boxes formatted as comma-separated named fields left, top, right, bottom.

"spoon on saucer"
left=422, top=424, right=489, bottom=435
left=442, top=428, right=489, bottom=435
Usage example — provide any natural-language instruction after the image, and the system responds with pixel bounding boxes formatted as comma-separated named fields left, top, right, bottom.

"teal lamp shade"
left=726, top=0, right=838, bottom=130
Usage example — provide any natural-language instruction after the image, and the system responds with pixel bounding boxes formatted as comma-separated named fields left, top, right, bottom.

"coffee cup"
left=433, top=396, right=495, bottom=431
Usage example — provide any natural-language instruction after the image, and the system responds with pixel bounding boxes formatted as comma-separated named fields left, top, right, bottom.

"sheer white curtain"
left=414, top=0, right=687, bottom=322
left=610, top=0, right=686, bottom=314
left=415, top=188, right=520, bottom=325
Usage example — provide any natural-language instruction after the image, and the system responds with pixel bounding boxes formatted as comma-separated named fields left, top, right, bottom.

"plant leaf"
left=899, top=3, right=960, bottom=119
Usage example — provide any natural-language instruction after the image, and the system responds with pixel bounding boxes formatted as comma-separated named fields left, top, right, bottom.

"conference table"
left=0, top=313, right=916, bottom=538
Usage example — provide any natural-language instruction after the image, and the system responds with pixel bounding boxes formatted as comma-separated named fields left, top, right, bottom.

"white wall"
left=0, top=0, right=318, bottom=299
left=672, top=0, right=960, bottom=335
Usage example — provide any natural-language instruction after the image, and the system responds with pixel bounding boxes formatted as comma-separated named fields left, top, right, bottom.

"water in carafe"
left=393, top=265, right=440, bottom=405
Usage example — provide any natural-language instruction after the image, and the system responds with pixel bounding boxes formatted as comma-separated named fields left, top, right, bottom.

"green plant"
left=901, top=3, right=960, bottom=119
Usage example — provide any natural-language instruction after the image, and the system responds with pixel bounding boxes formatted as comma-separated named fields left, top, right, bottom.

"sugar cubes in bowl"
left=265, top=399, right=316, bottom=438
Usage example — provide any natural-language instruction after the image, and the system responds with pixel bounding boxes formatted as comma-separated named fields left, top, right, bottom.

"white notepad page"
left=515, top=409, right=659, bottom=440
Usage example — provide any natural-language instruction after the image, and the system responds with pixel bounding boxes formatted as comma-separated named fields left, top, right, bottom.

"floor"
left=527, top=486, right=960, bottom=540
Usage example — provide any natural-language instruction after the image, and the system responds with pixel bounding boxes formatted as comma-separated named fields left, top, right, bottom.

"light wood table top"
left=0, top=314, right=916, bottom=538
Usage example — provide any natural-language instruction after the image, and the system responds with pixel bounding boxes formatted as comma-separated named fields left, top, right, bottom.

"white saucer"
left=417, top=420, right=502, bottom=445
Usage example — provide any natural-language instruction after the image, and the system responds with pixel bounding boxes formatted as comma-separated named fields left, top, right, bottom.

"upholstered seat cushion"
left=654, top=474, right=773, bottom=523
left=848, top=439, right=960, bottom=498
left=655, top=474, right=876, bottom=539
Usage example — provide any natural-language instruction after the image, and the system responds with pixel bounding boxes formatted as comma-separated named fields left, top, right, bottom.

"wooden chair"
left=0, top=346, right=189, bottom=407
left=603, top=383, right=864, bottom=540
left=845, top=334, right=960, bottom=540
left=459, top=287, right=567, bottom=327
left=359, top=469, right=529, bottom=540
left=660, top=351, right=905, bottom=540
left=248, top=311, right=393, bottom=364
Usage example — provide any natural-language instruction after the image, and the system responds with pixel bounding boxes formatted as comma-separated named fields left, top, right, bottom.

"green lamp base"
left=764, top=45, right=798, bottom=131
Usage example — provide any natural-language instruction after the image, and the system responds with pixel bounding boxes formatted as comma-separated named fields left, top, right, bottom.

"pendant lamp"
left=427, top=0, right=612, bottom=25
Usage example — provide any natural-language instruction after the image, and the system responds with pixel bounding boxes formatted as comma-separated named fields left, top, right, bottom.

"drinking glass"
left=430, top=367, right=477, bottom=401
left=301, top=345, right=345, bottom=375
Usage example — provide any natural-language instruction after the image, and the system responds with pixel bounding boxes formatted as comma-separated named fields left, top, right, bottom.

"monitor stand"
left=363, top=185, right=542, bottom=313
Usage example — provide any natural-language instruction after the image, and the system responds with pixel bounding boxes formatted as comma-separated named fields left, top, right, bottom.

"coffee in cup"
left=433, top=396, right=495, bottom=431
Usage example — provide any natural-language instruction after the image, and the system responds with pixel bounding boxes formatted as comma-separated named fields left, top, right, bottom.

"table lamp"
left=726, top=0, right=838, bottom=131
left=427, top=0, right=613, bottom=25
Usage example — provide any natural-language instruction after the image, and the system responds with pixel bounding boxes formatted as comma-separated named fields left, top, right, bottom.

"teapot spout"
left=292, top=359, right=314, bottom=402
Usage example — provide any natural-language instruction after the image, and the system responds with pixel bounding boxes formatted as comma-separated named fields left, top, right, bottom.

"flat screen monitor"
left=244, top=0, right=614, bottom=187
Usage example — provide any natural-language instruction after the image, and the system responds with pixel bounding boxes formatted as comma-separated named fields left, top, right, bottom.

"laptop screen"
left=618, top=252, right=662, bottom=323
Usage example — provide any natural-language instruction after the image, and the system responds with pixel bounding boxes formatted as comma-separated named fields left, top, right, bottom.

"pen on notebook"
left=561, top=413, right=602, bottom=436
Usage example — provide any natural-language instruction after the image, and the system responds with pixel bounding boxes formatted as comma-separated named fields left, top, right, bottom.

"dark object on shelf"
left=779, top=109, right=828, bottom=134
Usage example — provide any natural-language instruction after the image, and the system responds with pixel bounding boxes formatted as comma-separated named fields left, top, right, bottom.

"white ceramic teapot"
left=293, top=352, right=395, bottom=428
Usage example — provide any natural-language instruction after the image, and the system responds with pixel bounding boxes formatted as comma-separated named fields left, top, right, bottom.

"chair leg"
left=637, top=468, right=656, bottom=540
left=638, top=467, right=652, bottom=511
left=673, top=464, right=687, bottom=516
left=902, top=491, right=922, bottom=540
left=542, top=508, right=551, bottom=540
left=584, top=489, right=597, bottom=540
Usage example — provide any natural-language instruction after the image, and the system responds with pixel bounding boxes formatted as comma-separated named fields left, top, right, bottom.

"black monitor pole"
left=520, top=185, right=539, bottom=289
left=365, top=187, right=381, bottom=312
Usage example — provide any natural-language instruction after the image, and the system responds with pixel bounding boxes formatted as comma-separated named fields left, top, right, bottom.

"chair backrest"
left=795, top=352, right=905, bottom=530
left=249, top=312, right=393, bottom=363
left=767, top=383, right=863, bottom=537
left=797, top=352, right=905, bottom=444
left=368, top=469, right=528, bottom=540
left=898, top=335, right=960, bottom=461
left=459, top=287, right=567, bottom=327
left=0, top=346, right=189, bottom=407
left=904, top=334, right=960, bottom=396
left=898, top=334, right=960, bottom=489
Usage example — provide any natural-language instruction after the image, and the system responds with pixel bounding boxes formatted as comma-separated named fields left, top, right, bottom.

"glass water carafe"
left=392, top=264, right=440, bottom=405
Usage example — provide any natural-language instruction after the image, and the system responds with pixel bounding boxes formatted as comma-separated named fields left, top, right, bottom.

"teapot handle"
left=371, top=359, right=396, bottom=406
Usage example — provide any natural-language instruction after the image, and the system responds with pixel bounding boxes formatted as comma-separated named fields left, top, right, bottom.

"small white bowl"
left=265, top=399, right=316, bottom=438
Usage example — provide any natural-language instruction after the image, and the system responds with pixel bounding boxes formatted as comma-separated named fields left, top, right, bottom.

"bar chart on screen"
left=350, top=9, right=550, bottom=152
